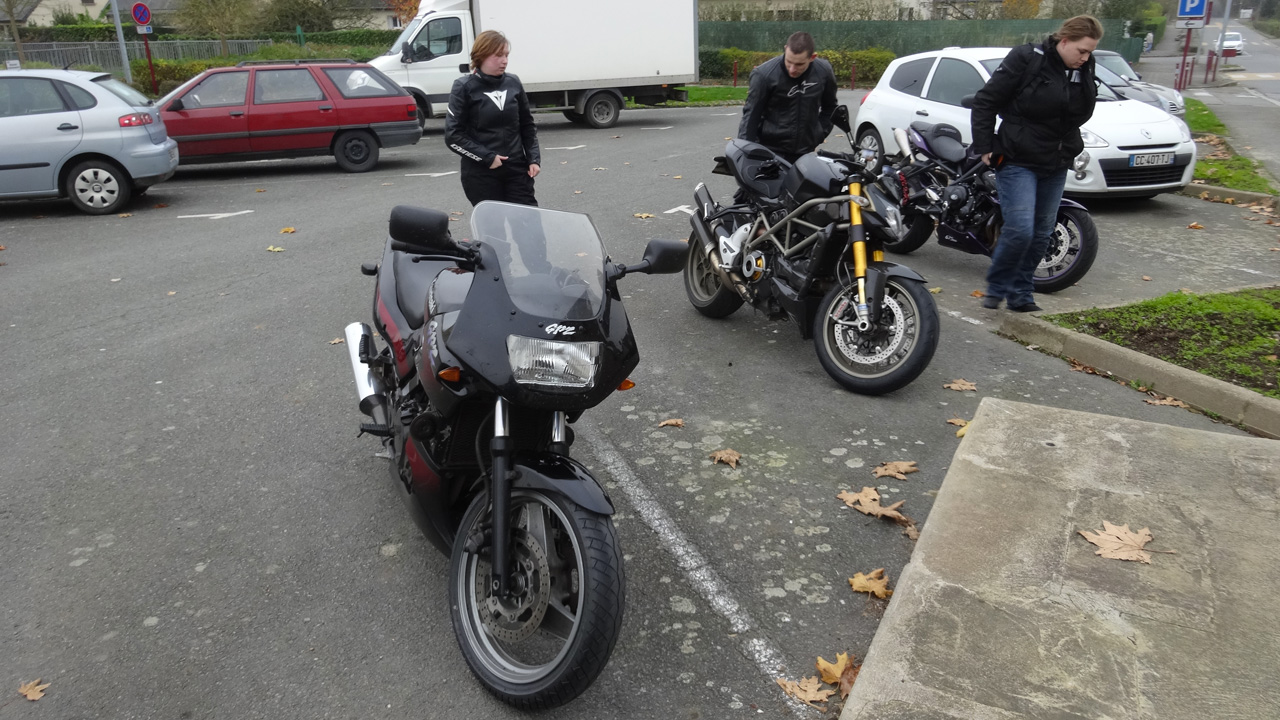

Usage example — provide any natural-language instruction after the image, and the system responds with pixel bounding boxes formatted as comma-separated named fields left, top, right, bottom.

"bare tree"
left=178, top=0, right=258, bottom=56
left=2, top=0, right=36, bottom=62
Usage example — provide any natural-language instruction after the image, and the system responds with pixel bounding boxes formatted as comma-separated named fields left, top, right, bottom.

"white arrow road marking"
left=945, top=310, right=984, bottom=326
left=404, top=171, right=458, bottom=178
left=710, top=112, right=738, bottom=116
left=545, top=145, right=586, bottom=150
left=664, top=205, right=695, bottom=215
left=176, top=210, right=254, bottom=220
left=641, top=126, right=673, bottom=130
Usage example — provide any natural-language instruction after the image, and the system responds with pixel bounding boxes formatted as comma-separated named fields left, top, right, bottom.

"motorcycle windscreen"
left=469, top=201, right=607, bottom=321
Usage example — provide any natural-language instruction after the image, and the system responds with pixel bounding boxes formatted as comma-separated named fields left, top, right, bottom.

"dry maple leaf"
left=969, top=289, right=986, bottom=298
left=1141, top=275, right=1152, bottom=281
left=903, top=524, right=921, bottom=540
left=167, top=291, right=177, bottom=296
left=658, top=418, right=684, bottom=428
left=873, top=460, right=918, bottom=480
left=118, top=213, right=132, bottom=218
left=946, top=418, right=968, bottom=427
left=849, top=568, right=893, bottom=599
left=710, top=448, right=741, bottom=468
left=944, top=379, right=977, bottom=392
left=775, top=676, right=834, bottom=709
left=955, top=424, right=968, bottom=438
left=19, top=678, right=50, bottom=701
left=280, top=227, right=296, bottom=234
left=1145, top=396, right=1189, bottom=408
left=0, top=245, right=5, bottom=251
left=633, top=213, right=655, bottom=219
left=266, top=245, right=285, bottom=252
left=255, top=188, right=266, bottom=192
left=1078, top=521, right=1169, bottom=563
left=672, top=175, right=683, bottom=179
left=816, top=653, right=849, bottom=684
left=838, top=658, right=861, bottom=698
left=1187, top=222, right=1205, bottom=230
left=329, top=338, right=345, bottom=345
left=574, top=190, right=583, bottom=194
left=928, top=287, right=942, bottom=294
left=837, top=487, right=912, bottom=525
left=1224, top=198, right=1236, bottom=205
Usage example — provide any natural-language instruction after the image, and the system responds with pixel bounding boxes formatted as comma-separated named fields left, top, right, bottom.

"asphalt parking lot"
left=2, top=105, right=1277, bottom=718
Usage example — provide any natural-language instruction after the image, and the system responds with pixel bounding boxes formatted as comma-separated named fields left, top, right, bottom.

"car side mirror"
left=634, top=238, right=689, bottom=275
left=400, top=42, right=412, bottom=64
left=168, top=97, right=185, bottom=112
left=960, top=94, right=975, bottom=109
left=832, top=105, right=851, bottom=133
left=1135, top=72, right=1142, bottom=80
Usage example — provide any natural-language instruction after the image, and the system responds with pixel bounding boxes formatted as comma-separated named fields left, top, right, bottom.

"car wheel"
left=584, top=93, right=621, bottom=129
left=65, top=160, right=132, bottom=215
left=856, top=127, right=885, bottom=173
left=334, top=130, right=380, bottom=173
left=414, top=99, right=430, bottom=131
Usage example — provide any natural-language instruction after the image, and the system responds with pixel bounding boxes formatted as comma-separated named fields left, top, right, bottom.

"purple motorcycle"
left=871, top=121, right=1099, bottom=294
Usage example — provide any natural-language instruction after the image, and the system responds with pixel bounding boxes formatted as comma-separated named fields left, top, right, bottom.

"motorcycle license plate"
left=1128, top=153, right=1174, bottom=167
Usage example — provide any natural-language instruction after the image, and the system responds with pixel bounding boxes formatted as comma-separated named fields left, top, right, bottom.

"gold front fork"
left=848, top=184, right=870, bottom=312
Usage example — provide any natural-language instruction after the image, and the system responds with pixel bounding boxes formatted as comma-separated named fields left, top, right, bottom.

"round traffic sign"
left=131, top=2, right=151, bottom=25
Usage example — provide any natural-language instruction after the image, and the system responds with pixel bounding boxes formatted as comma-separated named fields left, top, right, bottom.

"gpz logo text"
left=545, top=324, right=577, bottom=336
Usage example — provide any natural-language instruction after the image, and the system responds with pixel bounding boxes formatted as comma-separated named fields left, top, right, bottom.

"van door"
left=402, top=13, right=470, bottom=114
left=0, top=76, right=83, bottom=195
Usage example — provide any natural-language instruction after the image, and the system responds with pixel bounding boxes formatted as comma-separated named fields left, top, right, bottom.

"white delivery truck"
left=369, top=0, right=698, bottom=129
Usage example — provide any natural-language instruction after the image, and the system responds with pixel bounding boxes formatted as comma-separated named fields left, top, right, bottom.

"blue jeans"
left=986, top=164, right=1068, bottom=307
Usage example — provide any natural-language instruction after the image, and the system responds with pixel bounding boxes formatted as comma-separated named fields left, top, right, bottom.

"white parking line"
left=641, top=126, right=674, bottom=130
left=404, top=171, right=457, bottom=178
left=545, top=145, right=586, bottom=150
left=175, top=210, right=254, bottom=220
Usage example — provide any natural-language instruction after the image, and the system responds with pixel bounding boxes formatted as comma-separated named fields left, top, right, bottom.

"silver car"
left=1093, top=50, right=1185, bottom=116
left=0, top=68, right=179, bottom=215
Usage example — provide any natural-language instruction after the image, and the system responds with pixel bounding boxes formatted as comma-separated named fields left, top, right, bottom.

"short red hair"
left=470, top=30, right=509, bottom=72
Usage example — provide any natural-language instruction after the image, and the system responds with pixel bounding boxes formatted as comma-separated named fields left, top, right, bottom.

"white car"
left=1221, top=32, right=1245, bottom=53
left=854, top=47, right=1196, bottom=198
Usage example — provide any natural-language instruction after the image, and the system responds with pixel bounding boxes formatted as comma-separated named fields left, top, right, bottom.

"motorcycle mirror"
left=633, top=238, right=689, bottom=275
left=831, top=105, right=852, bottom=134
left=960, top=94, right=976, bottom=109
left=389, top=205, right=454, bottom=252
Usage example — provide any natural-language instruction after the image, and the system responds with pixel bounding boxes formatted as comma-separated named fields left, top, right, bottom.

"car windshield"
left=1094, top=63, right=1131, bottom=87
left=469, top=202, right=608, bottom=321
left=94, top=75, right=151, bottom=106
left=387, top=17, right=423, bottom=55
left=1225, top=32, right=1242, bottom=41
left=1095, top=54, right=1138, bottom=79
left=976, top=56, right=1118, bottom=100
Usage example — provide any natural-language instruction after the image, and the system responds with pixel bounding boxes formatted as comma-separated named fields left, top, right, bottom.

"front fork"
left=846, top=183, right=885, bottom=332
left=488, top=397, right=569, bottom=598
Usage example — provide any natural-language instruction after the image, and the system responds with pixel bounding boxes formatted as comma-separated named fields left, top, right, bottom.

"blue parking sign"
left=1178, top=0, right=1205, bottom=17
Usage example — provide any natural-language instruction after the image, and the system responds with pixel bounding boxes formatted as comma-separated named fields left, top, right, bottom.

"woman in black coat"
left=969, top=15, right=1103, bottom=312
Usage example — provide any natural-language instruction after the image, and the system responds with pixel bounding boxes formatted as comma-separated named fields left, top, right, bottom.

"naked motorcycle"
left=344, top=201, right=686, bottom=708
left=871, top=121, right=1099, bottom=294
left=684, top=106, right=940, bottom=395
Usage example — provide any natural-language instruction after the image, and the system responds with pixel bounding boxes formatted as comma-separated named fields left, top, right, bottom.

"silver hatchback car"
left=0, top=68, right=179, bottom=214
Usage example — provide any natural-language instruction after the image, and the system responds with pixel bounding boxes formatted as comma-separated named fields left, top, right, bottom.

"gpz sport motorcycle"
left=872, top=122, right=1099, bottom=294
left=344, top=201, right=686, bottom=708
left=685, top=106, right=940, bottom=395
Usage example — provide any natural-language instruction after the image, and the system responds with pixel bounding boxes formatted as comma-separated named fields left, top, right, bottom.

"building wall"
left=24, top=0, right=111, bottom=26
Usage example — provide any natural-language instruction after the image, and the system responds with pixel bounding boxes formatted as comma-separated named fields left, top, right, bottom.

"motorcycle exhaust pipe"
left=344, top=322, right=389, bottom=426
left=689, top=212, right=749, bottom=299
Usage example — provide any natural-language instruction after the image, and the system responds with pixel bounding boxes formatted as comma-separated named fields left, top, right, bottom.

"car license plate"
left=1129, top=153, right=1174, bottom=167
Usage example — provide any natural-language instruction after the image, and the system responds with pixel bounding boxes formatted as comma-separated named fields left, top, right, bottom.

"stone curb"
left=998, top=314, right=1280, bottom=439
left=1176, top=183, right=1279, bottom=205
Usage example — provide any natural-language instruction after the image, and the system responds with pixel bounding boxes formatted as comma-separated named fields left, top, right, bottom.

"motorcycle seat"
left=724, top=138, right=790, bottom=203
left=909, top=121, right=967, bottom=164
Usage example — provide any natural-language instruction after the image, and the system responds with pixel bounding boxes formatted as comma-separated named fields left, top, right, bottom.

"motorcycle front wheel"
left=813, top=277, right=940, bottom=395
left=450, top=489, right=624, bottom=710
left=1032, top=206, right=1099, bottom=294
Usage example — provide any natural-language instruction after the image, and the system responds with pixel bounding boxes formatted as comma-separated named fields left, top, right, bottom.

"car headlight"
left=507, top=335, right=601, bottom=389
left=1073, top=151, right=1090, bottom=171
left=1176, top=118, right=1192, bottom=143
left=1079, top=128, right=1109, bottom=148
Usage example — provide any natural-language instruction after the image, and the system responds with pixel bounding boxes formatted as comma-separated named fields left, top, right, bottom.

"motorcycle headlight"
left=1079, top=128, right=1109, bottom=148
left=507, top=335, right=601, bottom=389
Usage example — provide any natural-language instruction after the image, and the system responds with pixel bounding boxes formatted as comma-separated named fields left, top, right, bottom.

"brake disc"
left=835, top=293, right=906, bottom=365
left=475, top=530, right=551, bottom=643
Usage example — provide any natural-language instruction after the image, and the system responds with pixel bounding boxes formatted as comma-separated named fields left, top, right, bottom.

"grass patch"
left=1048, top=288, right=1280, bottom=399
left=1194, top=154, right=1279, bottom=194
left=1184, top=98, right=1227, bottom=135
left=625, top=85, right=748, bottom=109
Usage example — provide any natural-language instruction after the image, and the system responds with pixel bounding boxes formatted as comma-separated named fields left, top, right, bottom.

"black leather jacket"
left=970, top=40, right=1097, bottom=174
left=738, top=55, right=838, bottom=160
left=444, top=70, right=540, bottom=169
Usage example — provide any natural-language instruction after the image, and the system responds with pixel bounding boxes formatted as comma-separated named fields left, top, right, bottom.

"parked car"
left=1092, top=50, right=1184, bottom=116
left=158, top=60, right=420, bottom=172
left=1220, top=31, right=1245, bottom=54
left=1094, top=63, right=1171, bottom=115
left=0, top=68, right=178, bottom=215
left=853, top=47, right=1196, bottom=198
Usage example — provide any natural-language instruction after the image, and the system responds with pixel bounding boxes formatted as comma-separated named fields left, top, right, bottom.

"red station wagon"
left=159, top=60, right=420, bottom=172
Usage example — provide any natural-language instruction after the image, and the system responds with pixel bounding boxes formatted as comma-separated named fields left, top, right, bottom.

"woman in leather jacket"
left=969, top=16, right=1102, bottom=312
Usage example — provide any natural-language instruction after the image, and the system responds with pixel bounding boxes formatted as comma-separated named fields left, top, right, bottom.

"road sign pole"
left=1216, top=0, right=1233, bottom=57
left=143, top=34, right=157, bottom=95
left=109, top=0, right=132, bottom=84
left=1178, top=24, right=1193, bottom=90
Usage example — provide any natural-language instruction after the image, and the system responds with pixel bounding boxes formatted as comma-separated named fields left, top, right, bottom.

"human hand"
left=490, top=155, right=508, bottom=169
left=981, top=152, right=992, bottom=166
left=528, top=163, right=540, bottom=179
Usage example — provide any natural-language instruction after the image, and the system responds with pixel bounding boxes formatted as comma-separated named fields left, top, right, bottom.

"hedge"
left=1254, top=19, right=1280, bottom=37
left=263, top=29, right=401, bottom=47
left=126, top=42, right=386, bottom=95
left=20, top=25, right=182, bottom=42
left=16, top=25, right=401, bottom=46
left=699, top=47, right=895, bottom=85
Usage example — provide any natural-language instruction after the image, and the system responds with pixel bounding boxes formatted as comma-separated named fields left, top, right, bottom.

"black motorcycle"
left=684, top=106, right=940, bottom=395
left=345, top=201, right=686, bottom=708
left=872, top=122, right=1099, bottom=294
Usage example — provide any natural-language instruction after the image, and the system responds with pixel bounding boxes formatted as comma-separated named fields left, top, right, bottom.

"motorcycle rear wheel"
left=813, top=277, right=939, bottom=395
left=879, top=211, right=936, bottom=254
left=683, top=232, right=744, bottom=318
left=450, top=489, right=624, bottom=710
left=1032, top=206, right=1098, bottom=294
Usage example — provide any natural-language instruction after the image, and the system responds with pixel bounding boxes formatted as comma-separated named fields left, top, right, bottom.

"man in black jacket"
left=969, top=16, right=1101, bottom=312
left=738, top=32, right=838, bottom=164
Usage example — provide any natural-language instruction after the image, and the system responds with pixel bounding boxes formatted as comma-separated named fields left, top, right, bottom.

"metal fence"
left=699, top=20, right=1145, bottom=62
left=0, top=39, right=276, bottom=72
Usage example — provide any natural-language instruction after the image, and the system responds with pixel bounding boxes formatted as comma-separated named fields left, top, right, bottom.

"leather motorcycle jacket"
left=738, top=55, right=838, bottom=160
left=445, top=70, right=540, bottom=169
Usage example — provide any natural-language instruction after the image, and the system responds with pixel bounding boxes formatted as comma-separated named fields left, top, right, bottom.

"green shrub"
left=264, top=29, right=401, bottom=47
left=21, top=24, right=180, bottom=42
left=697, top=47, right=895, bottom=85
left=1253, top=18, right=1280, bottom=37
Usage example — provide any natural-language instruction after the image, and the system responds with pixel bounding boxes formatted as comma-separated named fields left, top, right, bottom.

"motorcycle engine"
left=943, top=184, right=969, bottom=209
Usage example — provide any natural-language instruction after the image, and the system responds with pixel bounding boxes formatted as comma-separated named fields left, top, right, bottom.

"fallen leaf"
left=266, top=245, right=285, bottom=252
left=1145, top=396, right=1189, bottom=408
left=710, top=448, right=741, bottom=468
left=1025, top=344, right=1040, bottom=350
left=279, top=227, right=296, bottom=234
left=255, top=188, right=266, bottom=192
left=775, top=676, right=834, bottom=709
left=118, top=213, right=132, bottom=218
left=658, top=418, right=684, bottom=428
left=969, top=289, right=986, bottom=298
left=450, top=210, right=463, bottom=215
left=725, top=137, right=732, bottom=140
left=1078, top=521, right=1172, bottom=563
left=110, top=278, right=121, bottom=282
left=956, top=424, right=968, bottom=438
left=816, top=653, right=849, bottom=684
left=592, top=167, right=607, bottom=171
left=946, top=418, right=968, bottom=427
left=0, top=245, right=5, bottom=251
left=673, top=175, right=683, bottom=179
left=928, top=287, right=942, bottom=294
left=1068, top=358, right=1099, bottom=374
left=1142, top=275, right=1152, bottom=281
left=19, top=678, right=50, bottom=701
left=612, top=135, right=621, bottom=139
left=574, top=190, right=583, bottom=194
left=449, top=217, right=459, bottom=221
left=944, top=379, right=977, bottom=392
left=1187, top=222, right=1204, bottom=229
left=153, top=203, right=169, bottom=209
left=381, top=182, right=394, bottom=186
left=848, top=568, right=893, bottom=599
left=903, top=524, right=921, bottom=540
left=167, top=291, right=176, bottom=296
left=837, top=487, right=912, bottom=525
left=1266, top=355, right=1278, bottom=361
left=624, top=162, right=631, bottom=165
left=329, top=338, right=344, bottom=345
left=838, top=657, right=861, bottom=698
left=633, top=213, right=655, bottom=219
left=873, top=460, right=918, bottom=480
left=1224, top=197, right=1236, bottom=205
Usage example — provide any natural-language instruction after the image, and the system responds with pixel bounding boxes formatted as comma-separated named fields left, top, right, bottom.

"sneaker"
left=980, top=296, right=1002, bottom=309
left=1009, top=302, right=1043, bottom=313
